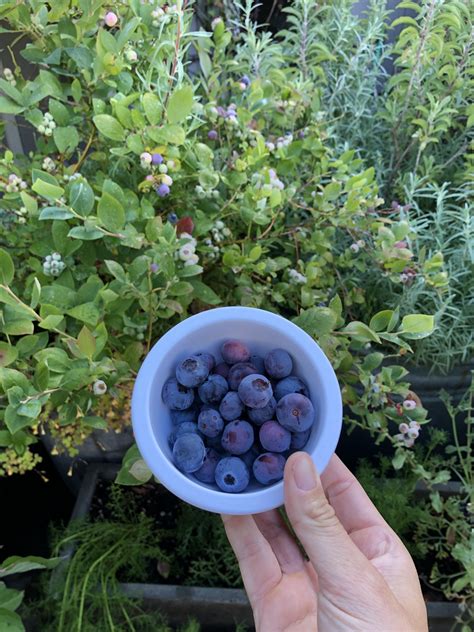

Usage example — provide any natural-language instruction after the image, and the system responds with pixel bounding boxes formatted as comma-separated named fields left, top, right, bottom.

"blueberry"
left=208, top=130, right=218, bottom=140
left=198, top=408, right=224, bottom=438
left=173, top=433, right=206, bottom=473
left=156, top=183, right=170, bottom=197
left=227, top=362, right=258, bottom=390
left=198, top=374, right=229, bottom=405
left=259, top=421, right=291, bottom=453
left=253, top=453, right=286, bottom=485
left=249, top=354, right=265, bottom=374
left=238, top=374, right=273, bottom=409
left=176, top=355, right=210, bottom=387
left=221, top=420, right=254, bottom=455
left=170, top=407, right=198, bottom=425
left=195, top=351, right=216, bottom=372
left=240, top=444, right=260, bottom=472
left=274, top=376, right=309, bottom=401
left=248, top=396, right=276, bottom=425
left=167, top=212, right=178, bottom=224
left=221, top=339, right=250, bottom=365
left=264, top=349, right=293, bottom=379
left=214, top=362, right=230, bottom=379
left=219, top=391, right=244, bottom=421
left=162, top=378, right=194, bottom=410
left=194, top=448, right=220, bottom=483
left=175, top=422, right=200, bottom=437
left=276, top=393, right=315, bottom=432
left=215, top=456, right=250, bottom=492
left=152, top=153, right=163, bottom=165
left=290, top=428, right=311, bottom=450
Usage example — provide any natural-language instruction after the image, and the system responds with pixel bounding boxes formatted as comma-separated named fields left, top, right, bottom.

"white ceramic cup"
left=132, top=306, right=342, bottom=515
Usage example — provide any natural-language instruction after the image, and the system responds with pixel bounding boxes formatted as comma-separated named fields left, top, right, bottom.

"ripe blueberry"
left=215, top=457, right=250, bottom=492
left=238, top=374, right=273, bottom=409
left=264, top=349, right=293, bottom=379
left=198, top=408, right=224, bottom=438
left=198, top=374, right=229, bottom=405
left=259, top=421, right=291, bottom=453
left=276, top=393, right=315, bottom=432
left=253, top=453, right=286, bottom=485
left=176, top=355, right=210, bottom=387
left=221, top=339, right=250, bottom=365
left=173, top=433, right=206, bottom=473
left=221, top=420, right=254, bottom=455
left=162, top=377, right=194, bottom=410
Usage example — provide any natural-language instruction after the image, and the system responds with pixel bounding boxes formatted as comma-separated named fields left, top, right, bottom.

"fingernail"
left=293, top=454, right=317, bottom=491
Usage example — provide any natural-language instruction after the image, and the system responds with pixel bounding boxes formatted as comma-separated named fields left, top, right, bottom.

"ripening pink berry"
left=104, top=11, right=118, bottom=27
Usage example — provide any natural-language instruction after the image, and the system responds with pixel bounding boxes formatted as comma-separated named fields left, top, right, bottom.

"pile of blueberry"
left=162, top=340, right=315, bottom=493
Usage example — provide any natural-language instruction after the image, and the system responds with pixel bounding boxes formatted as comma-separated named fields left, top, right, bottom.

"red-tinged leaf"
left=176, top=216, right=194, bottom=235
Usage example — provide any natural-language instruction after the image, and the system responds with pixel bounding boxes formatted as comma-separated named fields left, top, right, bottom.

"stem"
left=0, top=284, right=76, bottom=341
left=20, top=388, right=61, bottom=404
left=146, top=269, right=154, bottom=354
left=71, top=129, right=95, bottom=174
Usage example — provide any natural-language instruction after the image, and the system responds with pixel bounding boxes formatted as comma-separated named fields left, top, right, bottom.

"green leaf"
left=362, top=352, right=384, bottom=372
left=39, top=207, right=74, bottom=220
left=97, top=192, right=125, bottom=231
left=53, top=126, right=79, bottom=154
left=0, top=582, right=23, bottom=612
left=0, top=249, right=14, bottom=284
left=169, top=281, right=193, bottom=297
left=148, top=124, right=185, bottom=145
left=0, top=556, right=60, bottom=578
left=0, top=608, right=24, bottom=631
left=369, top=310, right=394, bottom=332
left=189, top=280, right=221, bottom=305
left=0, top=96, right=24, bottom=115
left=34, top=348, right=69, bottom=373
left=17, top=399, right=41, bottom=419
left=341, top=321, right=381, bottom=343
left=69, top=179, right=95, bottom=215
left=68, top=226, right=103, bottom=240
left=0, top=343, right=17, bottom=367
left=93, top=115, right=124, bottom=141
left=167, top=85, right=194, bottom=124
left=82, top=416, right=107, bottom=430
left=48, top=99, right=69, bottom=125
left=38, top=315, right=64, bottom=330
left=66, top=302, right=100, bottom=326
left=20, top=192, right=38, bottom=215
left=400, top=314, right=435, bottom=339
left=77, top=326, right=96, bottom=359
left=30, top=278, right=41, bottom=309
left=60, top=368, right=90, bottom=390
left=34, top=362, right=50, bottom=391
left=116, top=444, right=153, bottom=485
left=104, top=260, right=126, bottom=282
left=293, top=307, right=338, bottom=337
left=142, top=93, right=162, bottom=125
left=2, top=321, right=34, bottom=336
left=31, top=178, right=64, bottom=200
left=4, top=406, right=30, bottom=434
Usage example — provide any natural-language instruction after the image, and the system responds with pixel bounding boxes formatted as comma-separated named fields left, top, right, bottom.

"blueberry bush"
left=0, top=0, right=438, bottom=479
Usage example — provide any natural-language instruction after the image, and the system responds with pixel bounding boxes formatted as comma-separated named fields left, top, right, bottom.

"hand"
left=222, top=452, right=428, bottom=632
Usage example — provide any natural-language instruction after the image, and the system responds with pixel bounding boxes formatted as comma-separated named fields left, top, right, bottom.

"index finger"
left=320, top=454, right=388, bottom=534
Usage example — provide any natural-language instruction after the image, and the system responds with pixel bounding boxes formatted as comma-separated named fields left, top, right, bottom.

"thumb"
left=284, top=452, right=377, bottom=591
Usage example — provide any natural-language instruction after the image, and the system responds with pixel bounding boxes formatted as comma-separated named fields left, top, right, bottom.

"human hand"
left=222, top=452, right=428, bottom=632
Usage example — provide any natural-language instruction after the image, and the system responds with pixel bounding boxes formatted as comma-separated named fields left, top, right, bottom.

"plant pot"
left=40, top=425, right=134, bottom=495
left=55, top=463, right=465, bottom=631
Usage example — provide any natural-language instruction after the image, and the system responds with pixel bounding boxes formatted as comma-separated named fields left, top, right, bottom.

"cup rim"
left=132, top=306, right=342, bottom=514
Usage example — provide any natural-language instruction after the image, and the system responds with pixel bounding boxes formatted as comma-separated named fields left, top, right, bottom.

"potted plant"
left=51, top=374, right=472, bottom=631
left=297, top=0, right=473, bottom=429
left=0, top=0, right=437, bottom=491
